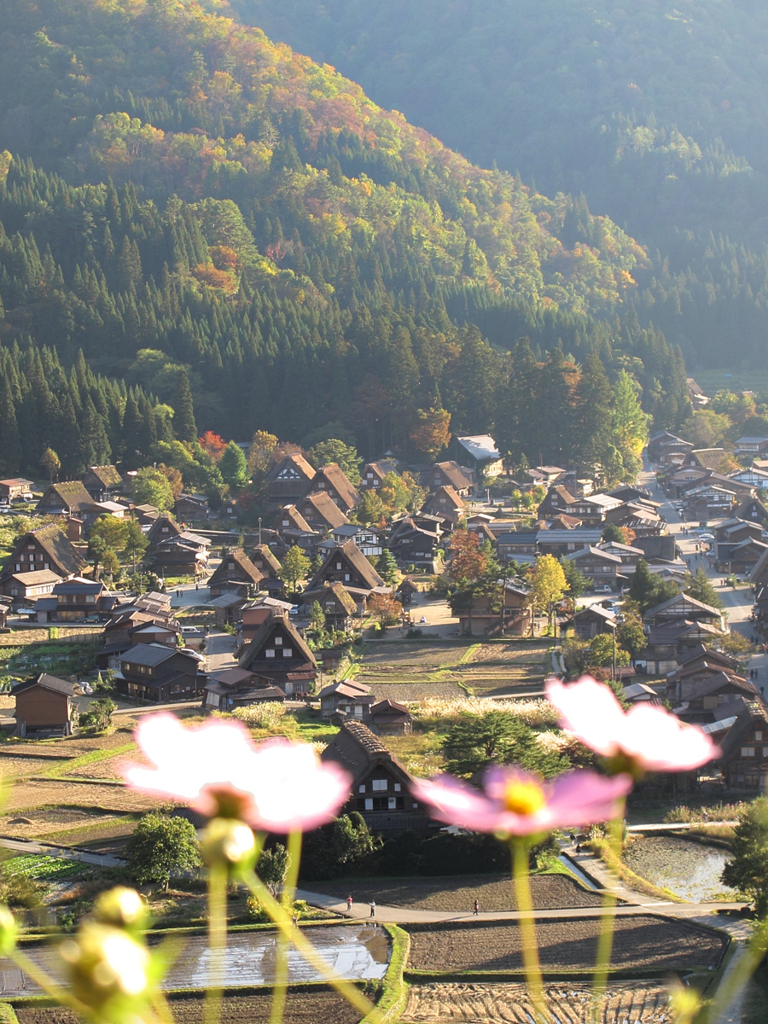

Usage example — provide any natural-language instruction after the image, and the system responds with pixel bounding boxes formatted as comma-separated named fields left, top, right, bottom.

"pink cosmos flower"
left=545, top=676, right=720, bottom=772
left=124, top=714, right=350, bottom=832
left=411, top=766, right=632, bottom=835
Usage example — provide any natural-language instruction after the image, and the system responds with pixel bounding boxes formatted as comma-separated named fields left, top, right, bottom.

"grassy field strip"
left=38, top=742, right=136, bottom=780
left=41, top=814, right=138, bottom=844
left=456, top=644, right=481, bottom=666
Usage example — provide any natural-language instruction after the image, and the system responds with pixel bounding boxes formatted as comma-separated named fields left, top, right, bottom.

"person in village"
left=346, top=895, right=353, bottom=914
left=473, top=899, right=479, bottom=915
left=369, top=901, right=376, bottom=918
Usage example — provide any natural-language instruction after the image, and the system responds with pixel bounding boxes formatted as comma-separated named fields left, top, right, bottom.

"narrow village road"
left=204, top=630, right=237, bottom=673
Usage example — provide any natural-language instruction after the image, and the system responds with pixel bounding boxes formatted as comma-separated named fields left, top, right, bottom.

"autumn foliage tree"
left=410, top=407, right=451, bottom=458
left=528, top=555, right=568, bottom=634
left=198, top=431, right=227, bottom=463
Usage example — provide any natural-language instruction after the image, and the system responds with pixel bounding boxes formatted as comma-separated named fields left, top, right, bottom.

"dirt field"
left=402, top=981, right=673, bottom=1023
left=325, top=874, right=605, bottom=912
left=15, top=989, right=362, bottom=1024
left=355, top=639, right=548, bottom=700
left=407, top=916, right=727, bottom=973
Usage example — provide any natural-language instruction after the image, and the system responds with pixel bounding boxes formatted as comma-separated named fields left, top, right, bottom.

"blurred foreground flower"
left=60, top=921, right=155, bottom=1023
left=125, top=714, right=350, bottom=832
left=546, top=676, right=719, bottom=774
left=411, top=766, right=631, bottom=835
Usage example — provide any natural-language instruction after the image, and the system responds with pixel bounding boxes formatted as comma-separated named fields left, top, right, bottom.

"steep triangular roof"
left=308, top=540, right=385, bottom=592
left=278, top=504, right=314, bottom=533
left=84, top=465, right=123, bottom=488
left=301, top=490, right=349, bottom=529
left=320, top=720, right=414, bottom=789
left=313, top=463, right=361, bottom=510
left=147, top=514, right=183, bottom=544
left=238, top=613, right=317, bottom=671
left=208, top=548, right=263, bottom=589
left=2, top=524, right=86, bottom=579
left=38, top=480, right=94, bottom=513
left=267, top=453, right=316, bottom=485
left=251, top=543, right=282, bottom=576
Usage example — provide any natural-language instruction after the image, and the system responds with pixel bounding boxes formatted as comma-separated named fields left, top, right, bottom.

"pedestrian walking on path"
left=473, top=899, right=479, bottom=915
left=369, top=901, right=376, bottom=918
left=346, top=895, right=353, bottom=914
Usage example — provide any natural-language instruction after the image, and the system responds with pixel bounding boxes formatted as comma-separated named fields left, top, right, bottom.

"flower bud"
left=60, top=922, right=150, bottom=1016
left=93, top=887, right=147, bottom=931
left=201, top=817, right=257, bottom=871
left=0, top=904, right=17, bottom=955
left=668, top=982, right=702, bottom=1024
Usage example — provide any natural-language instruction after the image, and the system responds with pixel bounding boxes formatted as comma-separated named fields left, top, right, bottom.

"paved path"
left=205, top=630, right=237, bottom=673
left=0, top=836, right=124, bottom=868
left=296, top=887, right=745, bottom=925
left=626, top=821, right=739, bottom=832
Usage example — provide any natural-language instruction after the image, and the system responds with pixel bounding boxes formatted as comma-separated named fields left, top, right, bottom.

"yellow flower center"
left=502, top=780, right=546, bottom=816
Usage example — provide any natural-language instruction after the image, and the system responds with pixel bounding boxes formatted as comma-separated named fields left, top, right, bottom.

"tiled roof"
left=14, top=673, right=74, bottom=697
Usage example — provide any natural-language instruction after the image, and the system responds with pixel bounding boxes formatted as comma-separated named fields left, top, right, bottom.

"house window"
left=336, top=562, right=342, bottom=570
left=283, top=648, right=292, bottom=657
left=15, top=564, right=20, bottom=572
left=371, top=779, right=387, bottom=792
left=763, top=748, right=768, bottom=758
left=274, top=637, right=283, bottom=645
left=354, top=705, right=363, bottom=717
left=742, top=747, right=755, bottom=757
left=344, top=574, right=350, bottom=581
left=266, top=649, right=275, bottom=658
left=282, top=520, right=289, bottom=527
left=388, top=797, right=397, bottom=810
left=756, top=731, right=763, bottom=741
left=394, top=783, right=401, bottom=792
left=364, top=798, right=373, bottom=810
left=358, top=785, right=365, bottom=794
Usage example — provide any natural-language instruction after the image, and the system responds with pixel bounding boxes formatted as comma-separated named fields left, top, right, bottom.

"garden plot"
left=458, top=643, right=548, bottom=696
left=402, top=981, right=673, bottom=1023
left=407, top=916, right=726, bottom=973
left=355, top=640, right=548, bottom=701
left=323, top=874, right=604, bottom=913
left=16, top=989, right=362, bottom=1024
left=3, top=779, right=163, bottom=816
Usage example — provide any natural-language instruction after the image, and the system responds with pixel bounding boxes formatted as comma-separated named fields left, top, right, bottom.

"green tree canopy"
left=219, top=440, right=249, bottom=489
left=125, top=813, right=201, bottom=892
left=132, top=467, right=175, bottom=512
left=722, top=798, right=768, bottom=916
left=443, top=711, right=570, bottom=779
left=278, top=545, right=311, bottom=592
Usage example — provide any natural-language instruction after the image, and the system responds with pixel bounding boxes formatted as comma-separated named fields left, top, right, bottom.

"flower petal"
left=621, top=704, right=720, bottom=771
left=545, top=676, right=625, bottom=757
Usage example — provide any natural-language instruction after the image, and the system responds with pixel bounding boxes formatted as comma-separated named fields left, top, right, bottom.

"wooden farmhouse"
left=238, top=612, right=317, bottom=695
left=35, top=578, right=117, bottom=623
left=359, top=461, right=398, bottom=490
left=300, top=582, right=358, bottom=632
left=14, top=674, right=76, bottom=737
left=307, top=540, right=385, bottom=598
left=370, top=699, right=413, bottom=736
left=266, top=453, right=316, bottom=508
left=311, top=463, right=360, bottom=512
left=82, top=465, right=124, bottom=502
left=563, top=546, right=622, bottom=588
left=717, top=700, right=768, bottom=791
left=644, top=593, right=724, bottom=631
left=0, top=524, right=86, bottom=596
left=319, top=680, right=375, bottom=720
left=37, top=480, right=95, bottom=516
left=0, top=478, right=34, bottom=501
left=203, top=667, right=285, bottom=712
left=146, top=515, right=210, bottom=576
left=115, top=644, right=203, bottom=702
left=321, top=721, right=429, bottom=833
left=208, top=549, right=263, bottom=598
left=298, top=491, right=349, bottom=531
left=387, top=514, right=442, bottom=567
left=427, top=461, right=474, bottom=497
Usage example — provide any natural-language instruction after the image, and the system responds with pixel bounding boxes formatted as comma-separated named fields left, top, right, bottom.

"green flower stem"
left=511, top=838, right=549, bottom=1024
left=694, top=918, right=768, bottom=1024
left=204, top=861, right=228, bottom=1024
left=9, top=947, right=92, bottom=1020
left=269, top=831, right=302, bottom=1024
left=243, top=868, right=376, bottom=1020
left=591, top=805, right=625, bottom=1023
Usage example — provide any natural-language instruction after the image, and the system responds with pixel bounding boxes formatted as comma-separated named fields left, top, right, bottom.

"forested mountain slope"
left=0, top=0, right=689, bottom=476
left=239, top=0, right=768, bottom=369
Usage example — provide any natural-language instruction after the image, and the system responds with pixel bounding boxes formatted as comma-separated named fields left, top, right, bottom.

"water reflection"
left=0, top=923, right=389, bottom=997
left=624, top=836, right=738, bottom=902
